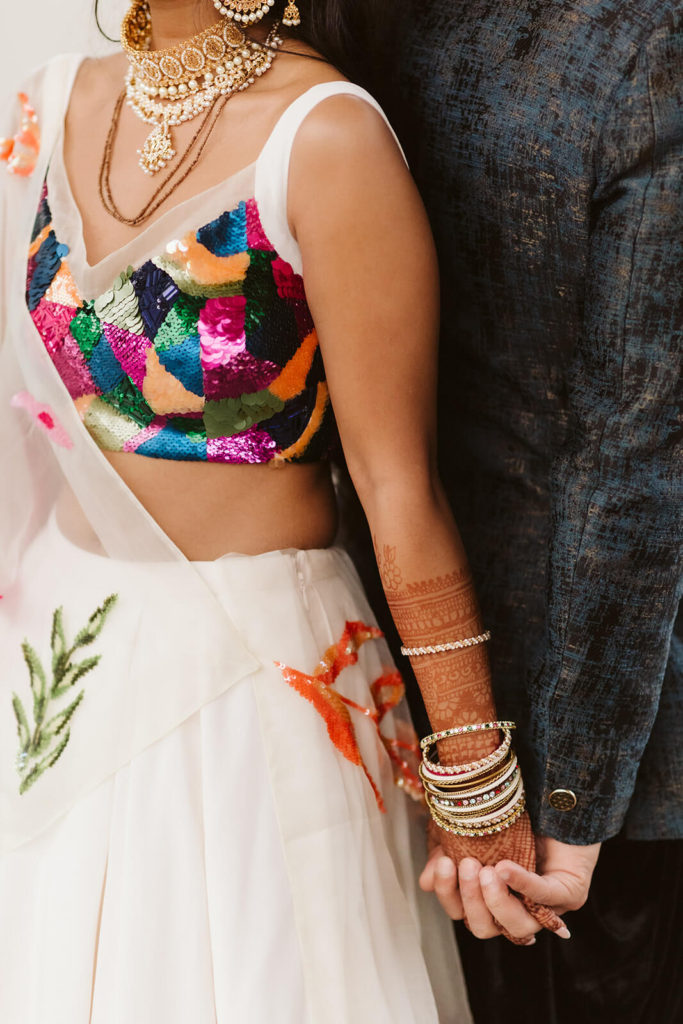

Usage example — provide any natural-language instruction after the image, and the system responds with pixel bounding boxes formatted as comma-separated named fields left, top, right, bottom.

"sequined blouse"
left=26, top=175, right=333, bottom=464
left=25, top=83, right=401, bottom=464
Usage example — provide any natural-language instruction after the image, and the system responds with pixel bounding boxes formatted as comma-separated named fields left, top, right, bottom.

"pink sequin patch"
left=207, top=427, right=278, bottom=463
left=50, top=334, right=97, bottom=399
left=200, top=295, right=279, bottom=398
left=203, top=353, right=280, bottom=400
left=272, top=257, right=306, bottom=302
left=30, top=300, right=76, bottom=356
left=199, top=295, right=247, bottom=366
left=245, top=198, right=271, bottom=250
left=10, top=391, right=73, bottom=449
left=123, top=419, right=164, bottom=453
left=103, top=324, right=151, bottom=391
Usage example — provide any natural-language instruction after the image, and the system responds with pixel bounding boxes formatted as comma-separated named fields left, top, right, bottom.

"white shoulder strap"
left=254, top=82, right=406, bottom=275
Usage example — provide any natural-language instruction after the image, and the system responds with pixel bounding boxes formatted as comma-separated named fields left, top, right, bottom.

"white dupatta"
left=0, top=56, right=259, bottom=853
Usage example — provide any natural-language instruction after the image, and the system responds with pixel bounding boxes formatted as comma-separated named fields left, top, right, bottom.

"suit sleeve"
left=531, top=14, right=683, bottom=844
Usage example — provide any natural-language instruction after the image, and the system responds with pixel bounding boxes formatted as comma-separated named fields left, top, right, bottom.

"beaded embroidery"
left=12, top=595, right=118, bottom=794
left=26, top=182, right=335, bottom=463
left=0, top=92, right=40, bottom=177
left=276, top=622, right=423, bottom=812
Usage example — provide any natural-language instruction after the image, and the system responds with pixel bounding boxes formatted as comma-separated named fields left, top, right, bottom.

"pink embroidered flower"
left=11, top=391, right=73, bottom=449
left=198, top=295, right=247, bottom=367
left=0, top=93, right=40, bottom=177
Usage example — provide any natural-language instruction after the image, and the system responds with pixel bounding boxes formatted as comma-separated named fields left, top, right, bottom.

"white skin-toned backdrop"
left=0, top=1, right=122, bottom=99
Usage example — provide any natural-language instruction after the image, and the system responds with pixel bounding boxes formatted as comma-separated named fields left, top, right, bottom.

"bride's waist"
left=57, top=452, right=339, bottom=560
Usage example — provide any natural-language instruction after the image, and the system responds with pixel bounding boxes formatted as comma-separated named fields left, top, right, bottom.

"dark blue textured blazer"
left=400, top=0, right=683, bottom=843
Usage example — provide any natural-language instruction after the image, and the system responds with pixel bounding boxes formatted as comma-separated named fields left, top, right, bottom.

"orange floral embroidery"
left=276, top=622, right=423, bottom=811
left=0, top=93, right=40, bottom=177
left=371, top=671, right=424, bottom=802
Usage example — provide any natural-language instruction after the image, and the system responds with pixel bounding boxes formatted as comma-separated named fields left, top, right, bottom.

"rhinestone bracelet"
left=429, top=798, right=526, bottom=838
left=401, top=630, right=491, bottom=657
left=420, top=720, right=516, bottom=750
left=420, top=730, right=513, bottom=782
left=426, top=770, right=523, bottom=820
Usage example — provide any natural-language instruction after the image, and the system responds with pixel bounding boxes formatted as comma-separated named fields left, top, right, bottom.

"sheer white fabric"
left=0, top=57, right=472, bottom=1021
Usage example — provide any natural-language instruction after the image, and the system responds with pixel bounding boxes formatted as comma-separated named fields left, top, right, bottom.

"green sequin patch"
left=204, top=389, right=284, bottom=439
left=104, top=376, right=156, bottom=428
left=69, top=303, right=103, bottom=359
left=155, top=293, right=204, bottom=352
left=12, top=595, right=118, bottom=795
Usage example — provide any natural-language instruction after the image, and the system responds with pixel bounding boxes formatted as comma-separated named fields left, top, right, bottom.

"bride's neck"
left=146, top=0, right=216, bottom=49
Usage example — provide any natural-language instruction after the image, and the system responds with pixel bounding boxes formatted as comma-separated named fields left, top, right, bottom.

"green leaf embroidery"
left=14, top=594, right=118, bottom=795
left=12, top=694, right=31, bottom=749
left=50, top=607, right=67, bottom=678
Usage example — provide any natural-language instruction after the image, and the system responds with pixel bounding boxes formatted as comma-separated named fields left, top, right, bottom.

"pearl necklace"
left=122, top=0, right=282, bottom=173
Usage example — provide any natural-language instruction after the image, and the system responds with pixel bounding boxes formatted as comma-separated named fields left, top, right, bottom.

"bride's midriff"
left=57, top=455, right=339, bottom=560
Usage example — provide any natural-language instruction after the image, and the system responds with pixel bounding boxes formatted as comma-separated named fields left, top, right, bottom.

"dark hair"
left=94, top=0, right=405, bottom=105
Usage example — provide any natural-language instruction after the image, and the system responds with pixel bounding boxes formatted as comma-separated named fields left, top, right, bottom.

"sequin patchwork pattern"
left=26, top=184, right=334, bottom=463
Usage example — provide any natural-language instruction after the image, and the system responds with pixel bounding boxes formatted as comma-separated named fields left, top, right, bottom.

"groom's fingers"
left=478, top=867, right=541, bottom=941
left=495, top=860, right=576, bottom=918
left=494, top=861, right=558, bottom=904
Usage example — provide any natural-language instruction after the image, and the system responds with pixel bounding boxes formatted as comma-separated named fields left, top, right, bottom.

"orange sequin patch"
left=276, top=622, right=423, bottom=811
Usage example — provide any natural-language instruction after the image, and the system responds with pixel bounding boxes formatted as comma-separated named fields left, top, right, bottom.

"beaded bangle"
left=423, top=757, right=519, bottom=805
left=401, top=630, right=491, bottom=658
left=420, top=720, right=516, bottom=750
left=428, top=799, right=526, bottom=838
left=420, top=729, right=513, bottom=781
left=426, top=772, right=523, bottom=821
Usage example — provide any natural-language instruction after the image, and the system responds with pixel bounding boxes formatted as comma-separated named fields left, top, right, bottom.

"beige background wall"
left=0, top=1, right=125, bottom=97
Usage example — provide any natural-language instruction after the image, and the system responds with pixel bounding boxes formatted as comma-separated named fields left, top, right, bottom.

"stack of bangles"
left=419, top=721, right=526, bottom=837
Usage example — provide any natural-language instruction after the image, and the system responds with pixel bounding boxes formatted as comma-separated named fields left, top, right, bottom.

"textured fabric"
left=454, top=834, right=683, bottom=1024
left=26, top=180, right=333, bottom=464
left=400, top=0, right=683, bottom=843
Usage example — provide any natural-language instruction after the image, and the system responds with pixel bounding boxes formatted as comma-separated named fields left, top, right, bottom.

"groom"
left=399, top=1, right=683, bottom=1020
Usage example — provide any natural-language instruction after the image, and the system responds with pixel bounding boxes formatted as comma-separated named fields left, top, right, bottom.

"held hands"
left=421, top=824, right=601, bottom=945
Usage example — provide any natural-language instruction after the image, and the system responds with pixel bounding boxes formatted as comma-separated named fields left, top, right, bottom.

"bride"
left=0, top=1, right=563, bottom=1020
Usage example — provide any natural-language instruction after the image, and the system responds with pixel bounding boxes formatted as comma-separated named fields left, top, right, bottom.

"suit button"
left=548, top=789, right=577, bottom=811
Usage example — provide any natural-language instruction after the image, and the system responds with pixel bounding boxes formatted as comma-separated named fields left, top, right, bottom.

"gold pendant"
left=138, top=122, right=176, bottom=174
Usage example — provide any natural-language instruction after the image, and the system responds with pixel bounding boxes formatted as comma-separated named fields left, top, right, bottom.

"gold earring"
left=213, top=0, right=276, bottom=24
left=282, top=2, right=301, bottom=27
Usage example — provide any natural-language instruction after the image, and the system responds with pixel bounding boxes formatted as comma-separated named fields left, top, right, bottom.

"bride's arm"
left=288, top=93, right=549, bottom=878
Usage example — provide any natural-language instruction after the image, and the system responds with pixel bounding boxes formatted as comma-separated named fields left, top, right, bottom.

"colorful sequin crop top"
left=25, top=83, right=396, bottom=465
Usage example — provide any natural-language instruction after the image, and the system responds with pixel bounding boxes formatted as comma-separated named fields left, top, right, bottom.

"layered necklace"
left=99, top=0, right=282, bottom=226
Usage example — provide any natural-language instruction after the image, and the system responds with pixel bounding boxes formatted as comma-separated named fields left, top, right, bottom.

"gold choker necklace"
left=121, top=0, right=281, bottom=174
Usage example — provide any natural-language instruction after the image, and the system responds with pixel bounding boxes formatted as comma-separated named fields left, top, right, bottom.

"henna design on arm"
left=373, top=539, right=497, bottom=763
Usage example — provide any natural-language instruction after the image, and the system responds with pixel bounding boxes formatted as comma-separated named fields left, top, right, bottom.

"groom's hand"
left=454, top=837, right=601, bottom=943
left=492, top=835, right=602, bottom=915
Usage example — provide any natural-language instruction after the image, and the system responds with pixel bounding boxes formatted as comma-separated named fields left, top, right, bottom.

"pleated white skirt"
left=0, top=521, right=472, bottom=1024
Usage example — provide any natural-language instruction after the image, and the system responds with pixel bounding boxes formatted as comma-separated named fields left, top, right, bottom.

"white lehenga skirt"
left=0, top=515, right=471, bottom=1024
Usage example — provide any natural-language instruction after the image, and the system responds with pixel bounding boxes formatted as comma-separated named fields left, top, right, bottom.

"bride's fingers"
left=458, top=858, right=500, bottom=939
left=521, top=896, right=570, bottom=938
left=429, top=857, right=465, bottom=920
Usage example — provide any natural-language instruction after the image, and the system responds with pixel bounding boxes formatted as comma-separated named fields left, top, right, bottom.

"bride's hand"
left=420, top=813, right=570, bottom=943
